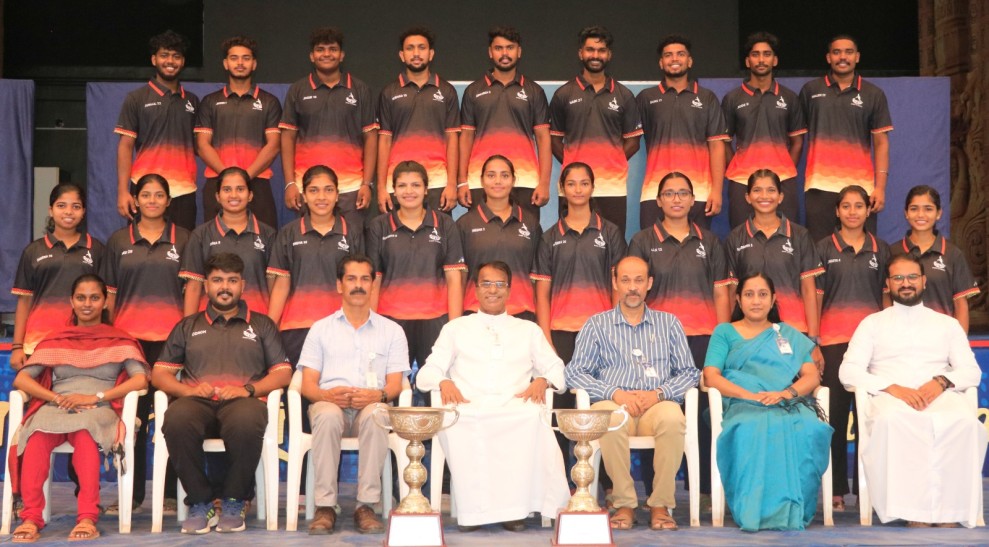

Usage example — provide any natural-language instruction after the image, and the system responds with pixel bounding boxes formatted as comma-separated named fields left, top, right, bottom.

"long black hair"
left=730, top=272, right=782, bottom=323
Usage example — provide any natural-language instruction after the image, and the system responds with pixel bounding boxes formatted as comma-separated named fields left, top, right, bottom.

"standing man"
left=550, top=26, right=642, bottom=235
left=722, top=32, right=806, bottom=228
left=459, top=26, right=552, bottom=220
left=636, top=34, right=729, bottom=230
left=116, top=30, right=200, bottom=230
left=280, top=27, right=378, bottom=231
left=376, top=26, right=460, bottom=214
left=566, top=256, right=700, bottom=531
left=298, top=255, right=409, bottom=535
left=152, top=253, right=292, bottom=534
left=839, top=255, right=987, bottom=528
left=196, top=36, right=283, bottom=228
left=800, top=35, right=893, bottom=242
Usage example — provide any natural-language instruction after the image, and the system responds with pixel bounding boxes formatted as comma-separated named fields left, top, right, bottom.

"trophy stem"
left=567, top=440, right=601, bottom=512
left=397, top=439, right=432, bottom=514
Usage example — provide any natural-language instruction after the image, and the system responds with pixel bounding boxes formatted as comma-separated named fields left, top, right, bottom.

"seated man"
left=566, top=256, right=700, bottom=531
left=839, top=254, right=987, bottom=528
left=297, top=254, right=410, bottom=535
left=416, top=260, right=570, bottom=532
left=152, top=252, right=292, bottom=534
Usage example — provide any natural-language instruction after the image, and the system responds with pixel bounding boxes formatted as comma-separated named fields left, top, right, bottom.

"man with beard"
left=839, top=255, right=987, bottom=528
left=116, top=30, right=200, bottom=230
left=566, top=256, right=699, bottom=531
left=636, top=34, right=729, bottom=230
left=153, top=252, right=292, bottom=534
left=799, top=35, right=893, bottom=241
left=195, top=36, right=283, bottom=228
left=376, top=27, right=460, bottom=214
left=458, top=26, right=552, bottom=220
left=721, top=32, right=807, bottom=228
left=550, top=26, right=642, bottom=234
left=297, top=254, right=409, bottom=534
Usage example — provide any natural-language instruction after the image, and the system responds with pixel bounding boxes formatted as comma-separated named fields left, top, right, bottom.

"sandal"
left=609, top=507, right=635, bottom=529
left=12, top=521, right=40, bottom=543
left=650, top=506, right=678, bottom=531
left=832, top=496, right=846, bottom=512
left=67, top=518, right=100, bottom=542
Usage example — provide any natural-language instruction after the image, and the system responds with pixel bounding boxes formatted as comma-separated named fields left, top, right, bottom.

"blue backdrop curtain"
left=0, top=80, right=36, bottom=313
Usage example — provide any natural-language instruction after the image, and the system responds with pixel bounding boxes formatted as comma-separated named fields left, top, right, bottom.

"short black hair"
left=578, top=25, right=613, bottom=48
left=337, top=254, right=374, bottom=281
left=489, top=26, right=521, bottom=45
left=218, top=166, right=251, bottom=188
left=221, top=35, right=258, bottom=58
left=828, top=34, right=859, bottom=51
left=887, top=254, right=925, bottom=277
left=400, top=26, right=435, bottom=49
left=905, top=184, right=942, bottom=211
left=478, top=261, right=512, bottom=286
left=311, top=27, right=344, bottom=50
left=657, top=34, right=691, bottom=56
left=205, top=252, right=245, bottom=276
left=743, top=31, right=778, bottom=56
left=149, top=30, right=190, bottom=56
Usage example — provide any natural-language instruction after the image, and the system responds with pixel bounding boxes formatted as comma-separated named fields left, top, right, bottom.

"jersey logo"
left=776, top=96, right=788, bottom=110
left=242, top=325, right=258, bottom=341
left=429, top=227, right=442, bottom=243
left=781, top=238, right=794, bottom=255
left=518, top=223, right=531, bottom=239
left=254, top=236, right=265, bottom=252
left=253, top=98, right=263, bottom=111
left=345, top=92, right=357, bottom=106
left=433, top=89, right=445, bottom=102
left=338, top=235, right=351, bottom=251
left=868, top=254, right=878, bottom=270
left=594, top=233, right=607, bottom=249
left=185, top=100, right=195, bottom=114
left=166, top=245, right=180, bottom=262
left=696, top=242, right=706, bottom=258
left=933, top=255, right=946, bottom=271
left=82, top=250, right=94, bottom=266
left=851, top=94, right=864, bottom=108
left=516, top=89, right=528, bottom=101
left=691, top=96, right=703, bottom=109
left=608, top=97, right=620, bottom=111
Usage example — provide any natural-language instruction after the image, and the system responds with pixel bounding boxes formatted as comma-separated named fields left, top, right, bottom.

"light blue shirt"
left=298, top=309, right=410, bottom=389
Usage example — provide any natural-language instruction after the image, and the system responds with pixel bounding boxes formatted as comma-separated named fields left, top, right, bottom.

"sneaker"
left=216, top=499, right=247, bottom=533
left=181, top=502, right=218, bottom=534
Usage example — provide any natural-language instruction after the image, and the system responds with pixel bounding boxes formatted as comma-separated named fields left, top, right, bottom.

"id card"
left=777, top=337, right=793, bottom=355
left=366, top=371, right=379, bottom=389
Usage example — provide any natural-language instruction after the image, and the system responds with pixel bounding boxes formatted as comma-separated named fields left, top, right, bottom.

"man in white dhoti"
left=839, top=254, right=987, bottom=528
left=416, top=260, right=570, bottom=532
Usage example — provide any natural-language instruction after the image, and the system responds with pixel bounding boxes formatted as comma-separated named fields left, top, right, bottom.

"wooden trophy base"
left=384, top=510, right=446, bottom=547
left=552, top=511, right=616, bottom=546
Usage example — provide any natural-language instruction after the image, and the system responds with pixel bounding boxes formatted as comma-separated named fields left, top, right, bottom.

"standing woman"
left=180, top=166, right=275, bottom=316
left=102, top=173, right=189, bottom=512
left=367, top=160, right=465, bottom=395
left=892, top=185, right=979, bottom=332
left=11, top=183, right=105, bottom=370
left=816, top=185, right=890, bottom=511
left=267, top=165, right=363, bottom=365
left=457, top=155, right=542, bottom=319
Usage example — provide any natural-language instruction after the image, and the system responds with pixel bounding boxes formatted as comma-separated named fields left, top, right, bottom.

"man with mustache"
left=721, top=32, right=807, bottom=228
left=839, top=254, right=987, bottom=528
left=152, top=252, right=292, bottom=534
left=566, top=256, right=699, bottom=531
left=296, top=254, right=409, bottom=535
left=376, top=26, right=460, bottom=214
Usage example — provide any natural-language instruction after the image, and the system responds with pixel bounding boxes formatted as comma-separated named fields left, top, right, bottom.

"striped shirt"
left=566, top=305, right=699, bottom=403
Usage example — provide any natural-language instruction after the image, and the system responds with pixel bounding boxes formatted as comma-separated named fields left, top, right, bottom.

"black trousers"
left=391, top=315, right=448, bottom=407
left=821, top=343, right=858, bottom=496
left=166, top=192, right=197, bottom=231
left=203, top=176, right=278, bottom=229
left=805, top=189, right=877, bottom=243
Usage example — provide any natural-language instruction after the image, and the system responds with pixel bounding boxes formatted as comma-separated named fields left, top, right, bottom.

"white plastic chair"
left=575, top=387, right=701, bottom=527
left=150, top=387, right=282, bottom=532
left=853, top=385, right=984, bottom=527
left=429, top=388, right=555, bottom=527
left=285, top=370, right=411, bottom=532
left=709, top=385, right=833, bottom=527
left=1, top=389, right=144, bottom=534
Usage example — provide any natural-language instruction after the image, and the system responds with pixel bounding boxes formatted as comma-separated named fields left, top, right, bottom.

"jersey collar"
left=744, top=214, right=792, bottom=239
left=308, top=71, right=353, bottom=90
left=205, top=300, right=250, bottom=326
left=477, top=201, right=524, bottom=224
left=575, top=74, right=616, bottom=94
left=388, top=209, right=439, bottom=233
left=223, top=84, right=261, bottom=99
left=483, top=70, right=524, bottom=87
left=653, top=221, right=703, bottom=243
left=130, top=222, right=176, bottom=245
left=901, top=230, right=946, bottom=256
left=44, top=232, right=92, bottom=250
left=557, top=213, right=603, bottom=235
left=831, top=229, right=878, bottom=254
left=300, top=213, right=347, bottom=236
left=398, top=72, right=440, bottom=89
left=147, top=79, right=186, bottom=98
left=824, top=72, right=863, bottom=91
left=740, top=79, right=780, bottom=96
left=658, top=79, right=699, bottom=95
left=215, top=211, right=261, bottom=236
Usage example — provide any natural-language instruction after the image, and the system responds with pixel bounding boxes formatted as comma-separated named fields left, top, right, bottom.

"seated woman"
left=703, top=272, right=832, bottom=531
left=9, top=274, right=148, bottom=542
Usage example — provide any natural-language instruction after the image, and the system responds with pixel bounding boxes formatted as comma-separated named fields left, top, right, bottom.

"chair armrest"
left=544, top=387, right=554, bottom=408
left=708, top=387, right=724, bottom=431
left=430, top=390, right=442, bottom=408
left=574, top=388, right=590, bottom=410
left=397, top=377, right=412, bottom=407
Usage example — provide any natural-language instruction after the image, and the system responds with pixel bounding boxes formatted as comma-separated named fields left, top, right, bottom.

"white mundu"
left=416, top=311, right=571, bottom=526
left=839, top=302, right=988, bottom=527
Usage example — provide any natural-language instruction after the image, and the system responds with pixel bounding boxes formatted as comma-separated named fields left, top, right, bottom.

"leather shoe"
left=457, top=524, right=481, bottom=532
left=354, top=504, right=385, bottom=534
left=308, top=506, right=336, bottom=535
left=502, top=519, right=527, bottom=532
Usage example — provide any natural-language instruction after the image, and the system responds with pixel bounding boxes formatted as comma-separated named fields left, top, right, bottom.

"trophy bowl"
left=544, top=407, right=628, bottom=513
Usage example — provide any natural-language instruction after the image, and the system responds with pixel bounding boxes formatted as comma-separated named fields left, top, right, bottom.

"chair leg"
left=822, top=450, right=834, bottom=526
left=1, top=456, right=15, bottom=535
left=176, top=480, right=187, bottom=522
left=151, top=451, right=168, bottom=533
left=118, top=450, right=135, bottom=534
left=285, top=447, right=304, bottom=532
left=382, top=450, right=393, bottom=516
left=710, top=455, right=724, bottom=527
left=305, top=456, right=316, bottom=520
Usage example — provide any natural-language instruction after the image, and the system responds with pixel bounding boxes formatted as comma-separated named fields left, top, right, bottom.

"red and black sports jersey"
left=815, top=230, right=890, bottom=346
left=12, top=233, right=105, bottom=354
left=722, top=80, right=807, bottom=184
left=378, top=73, right=460, bottom=190
left=195, top=85, right=282, bottom=178
left=636, top=80, right=729, bottom=203
left=155, top=301, right=290, bottom=395
left=456, top=202, right=541, bottom=314
left=549, top=75, right=642, bottom=197
left=103, top=222, right=190, bottom=342
left=628, top=222, right=732, bottom=335
left=461, top=72, right=549, bottom=191
left=891, top=232, right=980, bottom=317
left=726, top=215, right=823, bottom=333
left=799, top=73, right=893, bottom=194
left=180, top=213, right=276, bottom=315
left=532, top=213, right=626, bottom=332
left=115, top=80, right=200, bottom=197
left=267, top=214, right=363, bottom=330
left=366, top=209, right=465, bottom=320
left=279, top=72, right=378, bottom=193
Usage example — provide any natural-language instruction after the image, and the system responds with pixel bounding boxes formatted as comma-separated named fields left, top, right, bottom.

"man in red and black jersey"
left=376, top=26, right=460, bottom=214
left=196, top=36, right=282, bottom=228
left=280, top=27, right=378, bottom=231
left=459, top=26, right=552, bottom=220
left=799, top=35, right=893, bottom=241
left=116, top=30, right=200, bottom=230
left=722, top=32, right=807, bottom=228
left=550, top=26, right=642, bottom=234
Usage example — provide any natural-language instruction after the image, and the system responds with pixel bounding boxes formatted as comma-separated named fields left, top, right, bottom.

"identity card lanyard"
left=633, top=348, right=658, bottom=378
left=774, top=324, right=793, bottom=355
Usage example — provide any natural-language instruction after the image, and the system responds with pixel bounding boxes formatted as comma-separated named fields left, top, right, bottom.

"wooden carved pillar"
left=920, top=0, right=989, bottom=329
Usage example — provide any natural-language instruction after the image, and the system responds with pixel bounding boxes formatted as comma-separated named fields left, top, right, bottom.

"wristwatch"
left=95, top=392, right=105, bottom=402
left=380, top=390, right=388, bottom=403
left=243, top=383, right=256, bottom=398
left=656, top=389, right=666, bottom=402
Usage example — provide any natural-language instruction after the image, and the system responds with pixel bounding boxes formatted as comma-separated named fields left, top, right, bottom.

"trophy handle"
left=439, top=407, right=460, bottom=430
left=607, top=406, right=630, bottom=432
left=371, top=405, right=393, bottom=431
left=539, top=408, right=560, bottom=432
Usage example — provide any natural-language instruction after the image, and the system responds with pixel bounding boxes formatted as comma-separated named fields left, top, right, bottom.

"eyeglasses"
left=478, top=281, right=509, bottom=289
left=888, top=274, right=922, bottom=283
left=660, top=190, right=693, bottom=200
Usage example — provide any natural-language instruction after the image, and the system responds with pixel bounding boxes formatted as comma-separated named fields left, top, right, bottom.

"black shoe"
left=457, top=524, right=481, bottom=533
left=502, top=519, right=526, bottom=532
